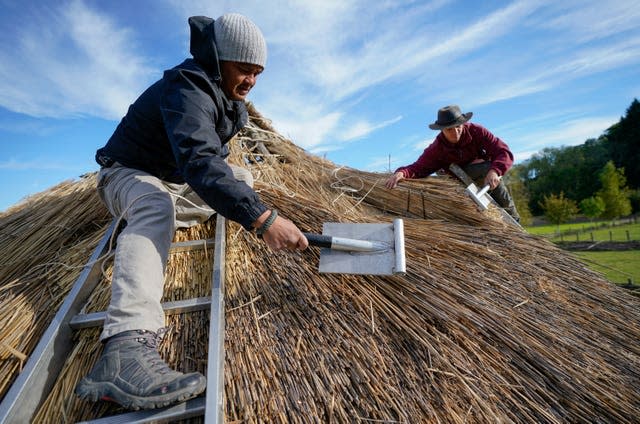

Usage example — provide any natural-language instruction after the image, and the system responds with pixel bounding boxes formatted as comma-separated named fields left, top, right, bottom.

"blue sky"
left=1, top=0, right=639, bottom=212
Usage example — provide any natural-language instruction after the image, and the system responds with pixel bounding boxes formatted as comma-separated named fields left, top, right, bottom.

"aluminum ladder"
left=0, top=215, right=228, bottom=423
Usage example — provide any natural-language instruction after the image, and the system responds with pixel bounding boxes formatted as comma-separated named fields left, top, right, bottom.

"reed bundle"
left=1, top=104, right=638, bottom=423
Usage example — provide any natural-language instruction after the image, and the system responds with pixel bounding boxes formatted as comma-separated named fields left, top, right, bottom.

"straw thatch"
left=1, top=103, right=639, bottom=423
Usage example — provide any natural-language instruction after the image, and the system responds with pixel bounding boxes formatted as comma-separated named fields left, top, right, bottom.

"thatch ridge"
left=0, top=104, right=638, bottom=423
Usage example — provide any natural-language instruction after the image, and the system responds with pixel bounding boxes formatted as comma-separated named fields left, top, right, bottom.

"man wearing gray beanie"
left=76, top=13, right=308, bottom=411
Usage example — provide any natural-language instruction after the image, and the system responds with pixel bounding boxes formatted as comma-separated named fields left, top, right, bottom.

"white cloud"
left=293, top=1, right=542, bottom=102
left=365, top=155, right=399, bottom=173
left=472, top=37, right=640, bottom=106
left=415, top=139, right=431, bottom=150
left=1, top=0, right=637, bottom=161
left=261, top=106, right=343, bottom=151
left=339, top=116, right=402, bottom=141
left=513, top=150, right=540, bottom=163
left=242, top=1, right=545, bottom=153
left=534, top=0, right=640, bottom=43
left=0, top=158, right=77, bottom=171
left=0, top=0, right=155, bottom=120
left=360, top=133, right=432, bottom=173
left=0, top=117, right=60, bottom=137
left=516, top=117, right=616, bottom=151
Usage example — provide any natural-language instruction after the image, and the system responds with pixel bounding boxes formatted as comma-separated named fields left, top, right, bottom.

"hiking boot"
left=75, top=329, right=206, bottom=410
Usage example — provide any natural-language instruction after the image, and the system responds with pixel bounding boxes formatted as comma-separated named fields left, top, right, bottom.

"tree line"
left=505, top=98, right=639, bottom=226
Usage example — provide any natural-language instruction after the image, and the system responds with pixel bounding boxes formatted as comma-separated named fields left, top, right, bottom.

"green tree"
left=539, top=192, right=578, bottom=228
left=579, top=196, right=605, bottom=221
left=516, top=138, right=610, bottom=215
left=597, top=161, right=632, bottom=219
left=630, top=189, right=640, bottom=213
left=605, top=98, right=640, bottom=189
left=503, top=167, right=533, bottom=225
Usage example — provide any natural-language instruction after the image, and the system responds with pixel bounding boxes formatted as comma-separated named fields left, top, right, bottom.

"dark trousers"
left=463, top=161, right=520, bottom=221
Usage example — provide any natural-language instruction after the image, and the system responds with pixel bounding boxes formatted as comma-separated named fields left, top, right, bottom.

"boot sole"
left=76, top=376, right=206, bottom=410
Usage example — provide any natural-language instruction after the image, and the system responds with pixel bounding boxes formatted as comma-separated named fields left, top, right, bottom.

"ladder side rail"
left=448, top=163, right=474, bottom=186
left=205, top=215, right=227, bottom=424
left=0, top=220, right=117, bottom=424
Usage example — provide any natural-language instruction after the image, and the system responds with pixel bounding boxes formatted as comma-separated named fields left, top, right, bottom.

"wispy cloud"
left=1, top=0, right=637, bottom=161
left=436, top=9, right=640, bottom=108
left=0, top=158, right=80, bottom=171
left=253, top=0, right=640, bottom=157
left=533, top=0, right=640, bottom=43
left=271, top=1, right=542, bottom=102
left=338, top=116, right=403, bottom=142
left=0, top=0, right=155, bottom=120
left=363, top=134, right=433, bottom=173
left=365, top=155, right=398, bottom=174
left=261, top=100, right=343, bottom=151
left=515, top=116, right=617, bottom=152
left=513, top=150, right=540, bottom=163
left=0, top=116, right=60, bottom=137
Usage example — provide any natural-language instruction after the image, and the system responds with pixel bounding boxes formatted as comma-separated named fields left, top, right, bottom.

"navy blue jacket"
left=96, top=16, right=267, bottom=230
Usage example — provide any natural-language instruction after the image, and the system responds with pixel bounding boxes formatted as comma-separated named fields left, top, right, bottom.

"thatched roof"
left=1, top=104, right=639, bottom=423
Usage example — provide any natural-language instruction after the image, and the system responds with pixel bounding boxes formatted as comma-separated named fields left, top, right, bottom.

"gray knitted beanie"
left=214, top=13, right=267, bottom=68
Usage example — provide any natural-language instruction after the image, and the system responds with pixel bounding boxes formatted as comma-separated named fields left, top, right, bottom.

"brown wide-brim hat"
left=429, top=105, right=473, bottom=130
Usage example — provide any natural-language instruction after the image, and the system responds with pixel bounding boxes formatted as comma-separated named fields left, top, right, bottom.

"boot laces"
left=136, top=328, right=177, bottom=377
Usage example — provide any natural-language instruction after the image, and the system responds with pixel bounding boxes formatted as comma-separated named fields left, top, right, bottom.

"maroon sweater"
left=395, top=122, right=514, bottom=178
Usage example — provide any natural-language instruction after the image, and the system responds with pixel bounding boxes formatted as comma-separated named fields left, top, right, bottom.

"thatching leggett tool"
left=303, top=218, right=406, bottom=276
left=465, top=183, right=492, bottom=211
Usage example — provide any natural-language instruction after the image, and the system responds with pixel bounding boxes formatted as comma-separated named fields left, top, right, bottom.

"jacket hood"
left=188, top=16, right=221, bottom=79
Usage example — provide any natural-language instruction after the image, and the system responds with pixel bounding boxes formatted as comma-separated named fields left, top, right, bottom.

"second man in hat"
left=385, top=105, right=520, bottom=221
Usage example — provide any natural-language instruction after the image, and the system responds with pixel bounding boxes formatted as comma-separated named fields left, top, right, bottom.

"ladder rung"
left=170, top=238, right=215, bottom=253
left=76, top=396, right=205, bottom=424
left=69, top=297, right=212, bottom=329
left=70, top=237, right=215, bottom=330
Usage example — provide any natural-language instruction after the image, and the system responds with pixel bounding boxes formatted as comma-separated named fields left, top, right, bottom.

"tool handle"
left=477, top=184, right=491, bottom=197
left=303, top=232, right=390, bottom=252
left=303, top=232, right=333, bottom=248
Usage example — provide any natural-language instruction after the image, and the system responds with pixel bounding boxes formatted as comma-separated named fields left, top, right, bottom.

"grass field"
left=571, top=250, right=640, bottom=285
left=525, top=217, right=639, bottom=287
left=526, top=220, right=640, bottom=243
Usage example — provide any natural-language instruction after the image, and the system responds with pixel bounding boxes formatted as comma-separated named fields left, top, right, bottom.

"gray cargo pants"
left=96, top=163, right=253, bottom=341
left=463, top=161, right=520, bottom=221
